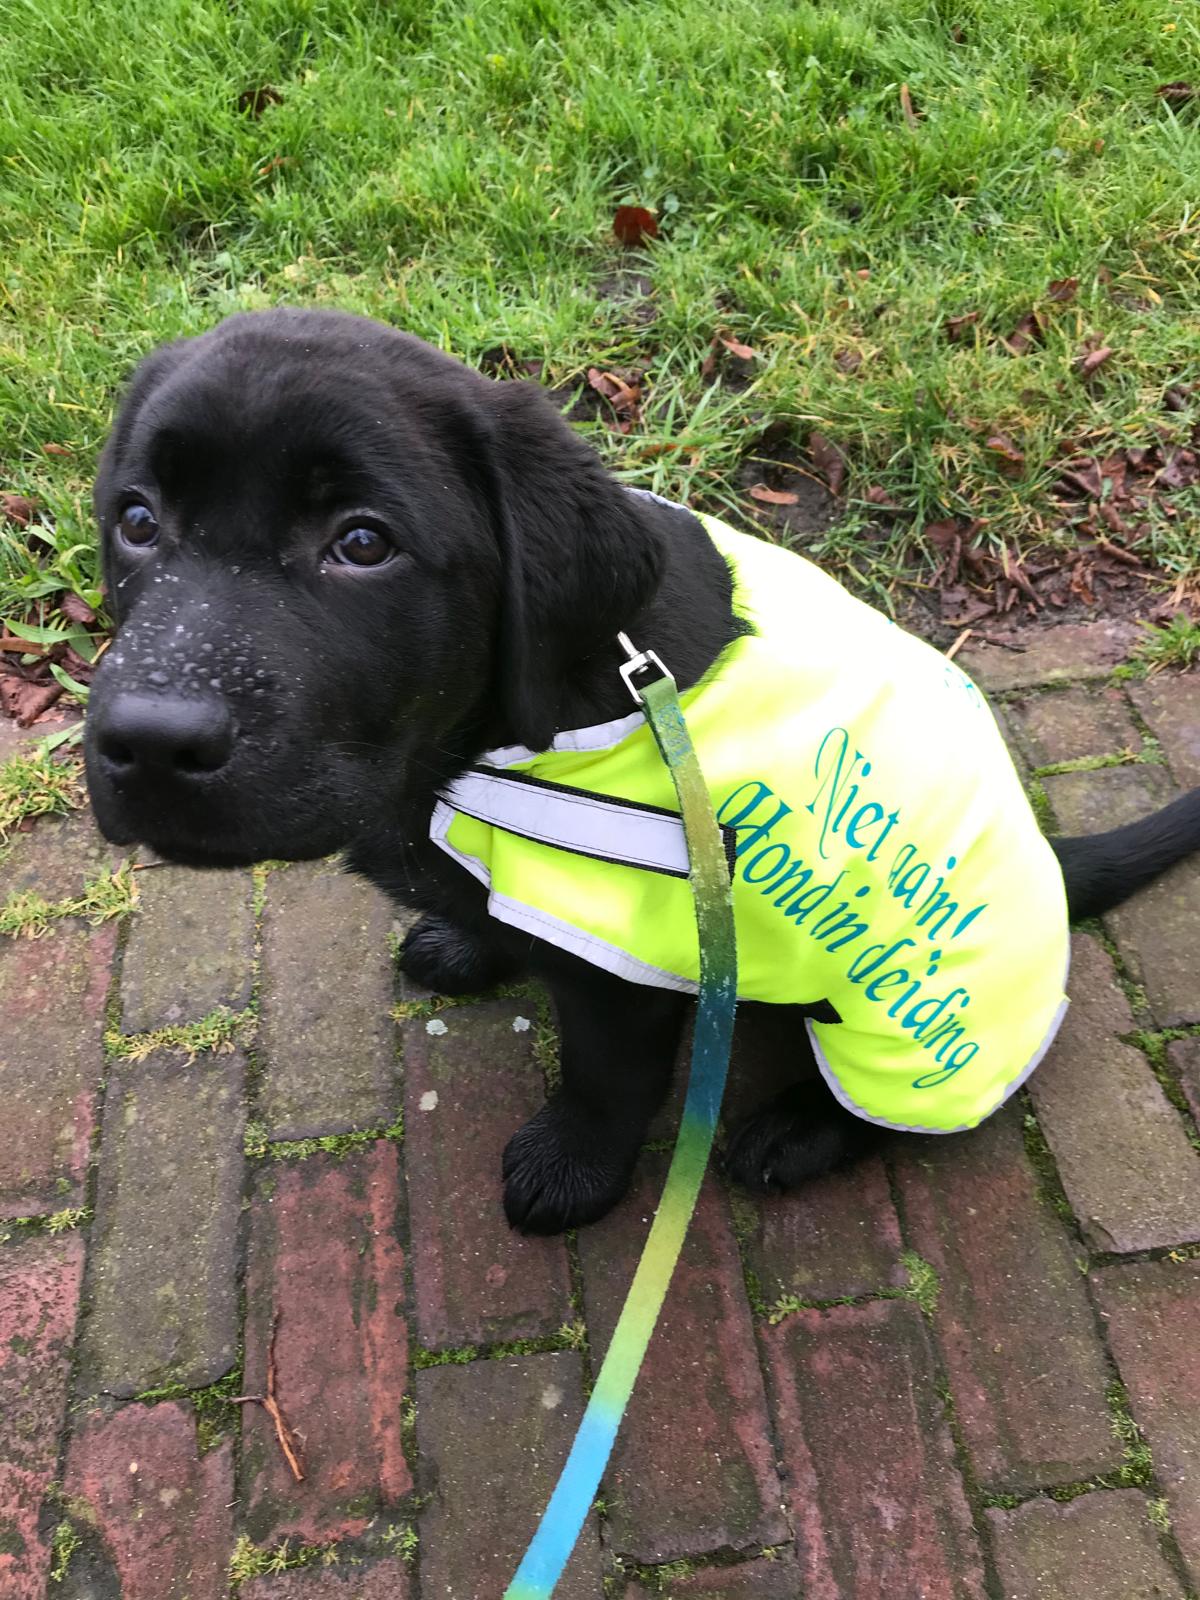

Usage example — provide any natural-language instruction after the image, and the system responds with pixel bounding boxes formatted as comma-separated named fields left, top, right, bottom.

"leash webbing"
left=503, top=650, right=738, bottom=1600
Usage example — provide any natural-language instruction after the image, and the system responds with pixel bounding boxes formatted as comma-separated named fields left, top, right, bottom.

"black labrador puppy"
left=84, top=308, right=1200, bottom=1234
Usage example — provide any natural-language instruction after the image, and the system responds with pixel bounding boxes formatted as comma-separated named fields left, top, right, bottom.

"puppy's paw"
left=503, top=1101, right=636, bottom=1235
left=399, top=913, right=520, bottom=997
left=722, top=1083, right=882, bottom=1195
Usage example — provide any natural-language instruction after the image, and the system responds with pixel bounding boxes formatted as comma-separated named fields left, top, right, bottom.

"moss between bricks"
left=410, top=1322, right=588, bottom=1370
left=47, top=1519, right=82, bottom=1585
left=1019, top=1106, right=1079, bottom=1231
left=1032, top=749, right=1157, bottom=778
left=765, top=1248, right=939, bottom=1323
left=230, top=1534, right=341, bottom=1586
left=105, top=1003, right=251, bottom=1064
left=1123, top=1028, right=1200, bottom=1154
left=0, top=1206, right=89, bottom=1247
left=243, top=1112, right=405, bottom=1162
left=616, top=1543, right=790, bottom=1593
left=0, top=861, right=137, bottom=937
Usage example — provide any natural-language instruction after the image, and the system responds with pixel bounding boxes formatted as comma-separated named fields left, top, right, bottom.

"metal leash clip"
left=617, top=630, right=675, bottom=704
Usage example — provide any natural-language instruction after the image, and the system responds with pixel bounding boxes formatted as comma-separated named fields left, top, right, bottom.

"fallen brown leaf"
left=1003, top=310, right=1044, bottom=355
left=900, top=83, right=920, bottom=129
left=613, top=205, right=658, bottom=247
left=1076, top=345, right=1113, bottom=378
left=718, top=334, right=757, bottom=361
left=587, top=368, right=640, bottom=412
left=864, top=485, right=900, bottom=510
left=749, top=484, right=800, bottom=506
left=833, top=348, right=862, bottom=374
left=238, top=85, right=284, bottom=117
left=0, top=493, right=36, bottom=527
left=944, top=311, right=980, bottom=342
left=1156, top=82, right=1196, bottom=103
left=1, top=676, right=63, bottom=726
left=1046, top=276, right=1078, bottom=303
left=985, top=433, right=1025, bottom=478
left=809, top=432, right=847, bottom=496
left=60, top=593, right=97, bottom=627
left=41, top=443, right=71, bottom=457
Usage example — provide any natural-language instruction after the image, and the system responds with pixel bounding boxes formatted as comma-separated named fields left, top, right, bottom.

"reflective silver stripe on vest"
left=439, top=769, right=689, bottom=876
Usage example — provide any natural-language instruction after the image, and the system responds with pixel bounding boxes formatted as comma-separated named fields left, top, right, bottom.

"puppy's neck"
left=529, top=499, right=744, bottom=744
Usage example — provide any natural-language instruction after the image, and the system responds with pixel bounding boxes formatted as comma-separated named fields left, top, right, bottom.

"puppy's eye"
left=328, top=526, right=394, bottom=568
left=116, top=502, right=159, bottom=550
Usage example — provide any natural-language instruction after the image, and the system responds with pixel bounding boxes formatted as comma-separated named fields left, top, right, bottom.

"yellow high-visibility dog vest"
left=432, top=509, right=1069, bottom=1134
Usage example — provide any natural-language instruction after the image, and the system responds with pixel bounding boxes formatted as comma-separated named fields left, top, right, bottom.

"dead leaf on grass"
left=985, top=433, right=1026, bottom=475
left=0, top=493, right=36, bottom=527
left=1075, top=345, right=1113, bottom=379
left=944, top=311, right=979, bottom=342
left=900, top=83, right=920, bottom=129
left=864, top=485, right=900, bottom=510
left=809, top=432, right=847, bottom=496
left=1003, top=310, right=1044, bottom=355
left=1156, top=82, right=1196, bottom=103
left=749, top=484, right=800, bottom=506
left=238, top=85, right=284, bottom=117
left=586, top=368, right=641, bottom=432
left=613, top=205, right=658, bottom=247
left=40, top=443, right=71, bottom=457
left=60, top=594, right=97, bottom=627
left=718, top=334, right=757, bottom=361
left=1046, top=276, right=1078, bottom=303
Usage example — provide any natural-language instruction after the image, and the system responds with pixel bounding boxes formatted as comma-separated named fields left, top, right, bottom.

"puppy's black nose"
left=95, top=692, right=234, bottom=778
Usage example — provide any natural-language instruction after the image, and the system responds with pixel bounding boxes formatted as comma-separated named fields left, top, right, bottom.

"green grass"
left=0, top=860, right=137, bottom=936
left=0, top=746, right=82, bottom=844
left=1, top=0, right=1198, bottom=622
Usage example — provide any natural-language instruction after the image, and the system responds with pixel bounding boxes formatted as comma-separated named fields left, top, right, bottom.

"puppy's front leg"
left=503, top=962, right=687, bottom=1235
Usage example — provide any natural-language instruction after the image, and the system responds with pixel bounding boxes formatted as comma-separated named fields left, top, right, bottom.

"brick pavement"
left=1, top=640, right=1199, bottom=1599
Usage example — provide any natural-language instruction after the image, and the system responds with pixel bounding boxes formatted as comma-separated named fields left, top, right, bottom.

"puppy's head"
left=85, top=308, right=664, bottom=867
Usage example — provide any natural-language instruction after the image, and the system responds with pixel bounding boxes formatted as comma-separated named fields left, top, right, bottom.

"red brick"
left=764, top=1299, right=986, bottom=1599
left=119, top=862, right=255, bottom=1032
left=0, top=920, right=115, bottom=1217
left=415, top=1351, right=604, bottom=1599
left=578, top=1163, right=787, bottom=1562
left=1168, top=1037, right=1200, bottom=1125
left=0, top=808, right=125, bottom=904
left=986, top=1490, right=1185, bottom=1600
left=243, top=1144, right=411, bottom=1543
left=624, top=1557, right=802, bottom=1597
left=1128, top=670, right=1200, bottom=787
left=0, top=1234, right=84, bottom=1600
left=742, top=1159, right=906, bottom=1306
left=402, top=1000, right=573, bottom=1349
left=81, top=1049, right=245, bottom=1397
left=1005, top=686, right=1141, bottom=768
left=243, top=1562, right=410, bottom=1599
left=1092, top=1257, right=1200, bottom=1580
left=1027, top=934, right=1200, bottom=1252
left=958, top=621, right=1138, bottom=691
left=895, top=1108, right=1119, bottom=1489
left=259, top=863, right=398, bottom=1137
left=1044, top=765, right=1200, bottom=1027
left=65, top=1401, right=233, bottom=1600
left=718, top=1008, right=906, bottom=1304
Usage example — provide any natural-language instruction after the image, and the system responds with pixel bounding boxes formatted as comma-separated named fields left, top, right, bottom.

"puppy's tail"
left=1050, top=786, right=1200, bottom=920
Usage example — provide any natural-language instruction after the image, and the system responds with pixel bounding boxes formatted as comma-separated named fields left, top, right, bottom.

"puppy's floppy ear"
left=478, top=380, right=666, bottom=751
left=94, top=338, right=194, bottom=512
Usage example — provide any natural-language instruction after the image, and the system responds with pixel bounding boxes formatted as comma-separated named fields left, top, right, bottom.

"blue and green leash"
left=503, top=635, right=739, bottom=1600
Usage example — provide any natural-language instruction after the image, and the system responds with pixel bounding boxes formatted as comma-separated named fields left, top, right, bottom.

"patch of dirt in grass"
left=733, top=436, right=841, bottom=544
